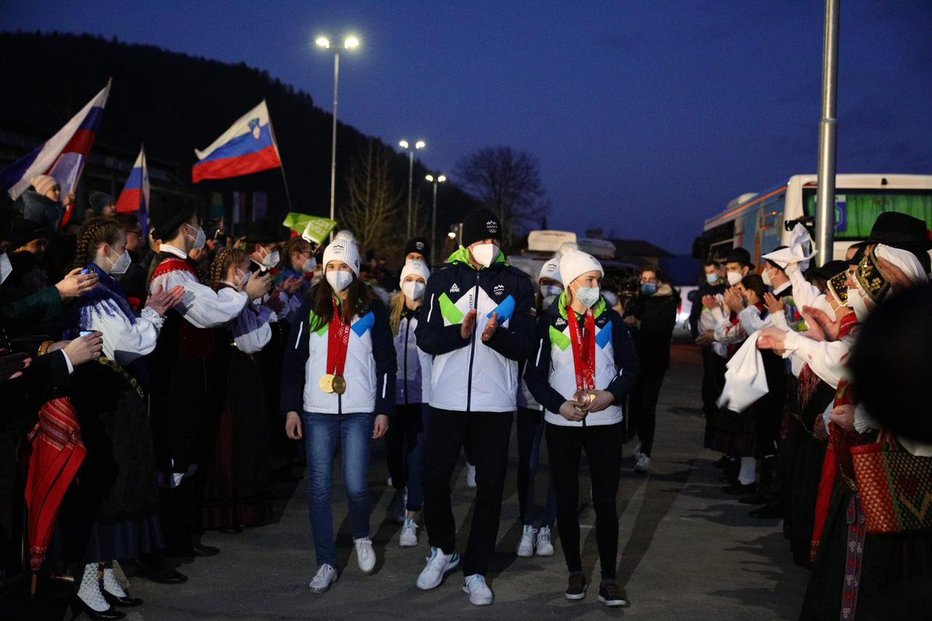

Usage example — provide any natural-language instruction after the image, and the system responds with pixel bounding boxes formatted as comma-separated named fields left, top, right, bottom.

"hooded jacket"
left=415, top=247, right=535, bottom=413
left=525, top=292, right=639, bottom=427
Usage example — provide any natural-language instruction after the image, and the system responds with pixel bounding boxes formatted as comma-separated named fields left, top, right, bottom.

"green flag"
left=282, top=213, right=336, bottom=245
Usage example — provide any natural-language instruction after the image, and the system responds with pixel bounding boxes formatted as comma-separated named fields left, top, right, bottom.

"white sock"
left=738, top=457, right=757, bottom=485
left=77, top=563, right=108, bottom=612
left=102, top=565, right=128, bottom=598
left=111, top=560, right=129, bottom=591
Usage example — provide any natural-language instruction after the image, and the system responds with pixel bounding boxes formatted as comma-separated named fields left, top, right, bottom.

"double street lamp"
left=316, top=34, right=360, bottom=237
left=425, top=174, right=446, bottom=265
left=399, top=139, right=426, bottom=238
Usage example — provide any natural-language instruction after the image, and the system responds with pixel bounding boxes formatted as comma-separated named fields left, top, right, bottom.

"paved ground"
left=14, top=344, right=810, bottom=620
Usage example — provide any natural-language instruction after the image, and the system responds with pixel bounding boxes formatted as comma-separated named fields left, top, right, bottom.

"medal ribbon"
left=566, top=308, right=596, bottom=391
left=326, top=298, right=351, bottom=376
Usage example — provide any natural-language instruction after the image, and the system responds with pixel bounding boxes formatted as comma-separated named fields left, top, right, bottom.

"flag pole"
left=266, top=113, right=294, bottom=213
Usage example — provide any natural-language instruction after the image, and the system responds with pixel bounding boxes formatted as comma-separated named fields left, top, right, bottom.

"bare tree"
left=454, top=146, right=547, bottom=246
left=342, top=141, right=406, bottom=259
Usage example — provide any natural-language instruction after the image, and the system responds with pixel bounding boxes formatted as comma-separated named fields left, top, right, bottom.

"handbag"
left=850, top=432, right=932, bottom=534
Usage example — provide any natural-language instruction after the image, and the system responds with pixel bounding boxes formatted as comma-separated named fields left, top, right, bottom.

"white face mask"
left=706, top=273, right=720, bottom=286
left=302, top=257, right=316, bottom=273
left=847, top=287, right=870, bottom=322
left=402, top=281, right=426, bottom=301
left=186, top=224, right=206, bottom=250
left=326, top=270, right=354, bottom=292
left=0, top=252, right=12, bottom=285
left=761, top=270, right=773, bottom=287
left=540, top=284, right=562, bottom=298
left=107, top=247, right=131, bottom=275
left=726, top=270, right=743, bottom=286
left=575, top=286, right=601, bottom=308
left=235, top=269, right=250, bottom=290
left=470, top=243, right=499, bottom=268
left=262, top=249, right=280, bottom=269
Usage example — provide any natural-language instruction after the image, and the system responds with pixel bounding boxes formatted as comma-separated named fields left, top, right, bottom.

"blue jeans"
left=302, top=412, right=374, bottom=567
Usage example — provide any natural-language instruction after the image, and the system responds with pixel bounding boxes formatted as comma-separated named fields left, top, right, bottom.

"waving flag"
left=0, top=81, right=111, bottom=200
left=115, top=145, right=150, bottom=236
left=192, top=100, right=282, bottom=183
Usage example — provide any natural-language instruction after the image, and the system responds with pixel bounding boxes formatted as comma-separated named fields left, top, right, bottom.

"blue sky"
left=3, top=0, right=931, bottom=252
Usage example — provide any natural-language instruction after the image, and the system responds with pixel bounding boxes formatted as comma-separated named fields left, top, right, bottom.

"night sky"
left=3, top=0, right=931, bottom=253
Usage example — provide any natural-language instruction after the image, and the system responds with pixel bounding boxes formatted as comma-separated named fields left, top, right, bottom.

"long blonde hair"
left=389, top=291, right=406, bottom=336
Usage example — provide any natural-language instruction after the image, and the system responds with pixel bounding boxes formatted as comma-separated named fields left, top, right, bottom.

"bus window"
left=804, top=189, right=932, bottom=240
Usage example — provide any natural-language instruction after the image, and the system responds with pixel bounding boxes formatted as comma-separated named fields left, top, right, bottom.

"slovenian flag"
left=0, top=80, right=111, bottom=201
left=192, top=100, right=282, bottom=183
left=115, top=145, right=150, bottom=236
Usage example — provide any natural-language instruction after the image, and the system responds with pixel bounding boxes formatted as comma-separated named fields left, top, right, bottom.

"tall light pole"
left=425, top=174, right=446, bottom=265
left=316, top=34, right=360, bottom=239
left=399, top=139, right=426, bottom=238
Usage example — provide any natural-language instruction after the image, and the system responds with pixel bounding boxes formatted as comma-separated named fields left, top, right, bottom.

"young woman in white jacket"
left=281, top=239, right=396, bottom=594
left=525, top=250, right=639, bottom=608
left=386, top=259, right=432, bottom=546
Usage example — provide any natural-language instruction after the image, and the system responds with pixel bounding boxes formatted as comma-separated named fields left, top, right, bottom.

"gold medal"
left=331, top=375, right=347, bottom=395
left=320, top=374, right=335, bottom=393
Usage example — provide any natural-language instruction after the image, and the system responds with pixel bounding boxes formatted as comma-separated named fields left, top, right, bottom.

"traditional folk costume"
left=202, top=300, right=277, bottom=530
left=147, top=244, right=249, bottom=552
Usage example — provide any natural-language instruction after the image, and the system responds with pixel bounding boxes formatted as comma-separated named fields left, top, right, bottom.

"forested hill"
left=0, top=31, right=476, bottom=228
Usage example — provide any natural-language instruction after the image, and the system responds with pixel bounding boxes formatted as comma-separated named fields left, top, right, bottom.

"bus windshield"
left=803, top=189, right=932, bottom=240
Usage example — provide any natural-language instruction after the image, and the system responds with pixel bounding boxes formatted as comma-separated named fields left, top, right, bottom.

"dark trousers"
left=516, top=407, right=556, bottom=527
left=385, top=403, right=428, bottom=511
left=423, top=408, right=513, bottom=577
left=628, top=365, right=667, bottom=456
left=546, top=421, right=623, bottom=580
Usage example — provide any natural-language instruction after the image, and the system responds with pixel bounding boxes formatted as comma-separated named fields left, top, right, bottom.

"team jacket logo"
left=493, top=284, right=505, bottom=297
left=555, top=318, right=566, bottom=326
left=450, top=283, right=460, bottom=293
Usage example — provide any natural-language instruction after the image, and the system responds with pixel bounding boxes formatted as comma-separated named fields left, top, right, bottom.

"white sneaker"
left=634, top=454, right=651, bottom=473
left=399, top=517, right=418, bottom=548
left=466, top=463, right=477, bottom=489
left=416, top=547, right=460, bottom=590
left=536, top=526, right=555, bottom=556
left=516, top=525, right=537, bottom=557
left=308, top=564, right=338, bottom=593
left=463, top=574, right=494, bottom=606
left=354, top=537, right=376, bottom=574
left=632, top=442, right=643, bottom=461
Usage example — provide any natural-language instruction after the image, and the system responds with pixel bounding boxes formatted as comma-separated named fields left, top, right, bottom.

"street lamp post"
left=316, top=34, right=360, bottom=240
left=399, top=139, right=426, bottom=238
left=425, top=174, right=446, bottom=265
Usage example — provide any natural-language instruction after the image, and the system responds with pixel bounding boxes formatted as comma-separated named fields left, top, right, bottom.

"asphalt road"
left=14, top=343, right=810, bottom=620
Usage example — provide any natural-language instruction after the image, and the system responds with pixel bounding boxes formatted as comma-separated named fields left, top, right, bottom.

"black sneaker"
left=598, top=581, right=630, bottom=607
left=565, top=572, right=587, bottom=600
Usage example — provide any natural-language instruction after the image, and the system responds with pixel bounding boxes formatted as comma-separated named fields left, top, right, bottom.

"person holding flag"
left=281, top=238, right=396, bottom=595
left=525, top=250, right=639, bottom=608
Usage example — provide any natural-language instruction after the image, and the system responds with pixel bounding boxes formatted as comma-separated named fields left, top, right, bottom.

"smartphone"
left=79, top=330, right=95, bottom=337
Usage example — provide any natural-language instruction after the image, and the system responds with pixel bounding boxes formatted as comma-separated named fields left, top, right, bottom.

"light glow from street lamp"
left=344, top=36, right=360, bottom=49
left=425, top=174, right=434, bottom=182
left=438, top=175, right=447, bottom=183
left=415, top=140, right=426, bottom=150
left=315, top=36, right=331, bottom=49
left=399, top=139, right=409, bottom=149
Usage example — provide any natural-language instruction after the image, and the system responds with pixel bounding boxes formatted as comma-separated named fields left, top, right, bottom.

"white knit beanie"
left=400, top=259, right=430, bottom=287
left=538, top=257, right=561, bottom=283
left=322, top=239, right=361, bottom=276
left=559, top=250, right=603, bottom=286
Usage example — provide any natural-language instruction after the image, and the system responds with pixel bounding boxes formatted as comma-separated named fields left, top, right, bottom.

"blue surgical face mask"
left=640, top=283, right=657, bottom=296
left=540, top=284, right=562, bottom=298
left=706, top=273, right=720, bottom=286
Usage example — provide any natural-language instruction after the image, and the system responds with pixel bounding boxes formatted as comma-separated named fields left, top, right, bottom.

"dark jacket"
left=19, top=190, right=63, bottom=236
left=628, top=283, right=679, bottom=370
